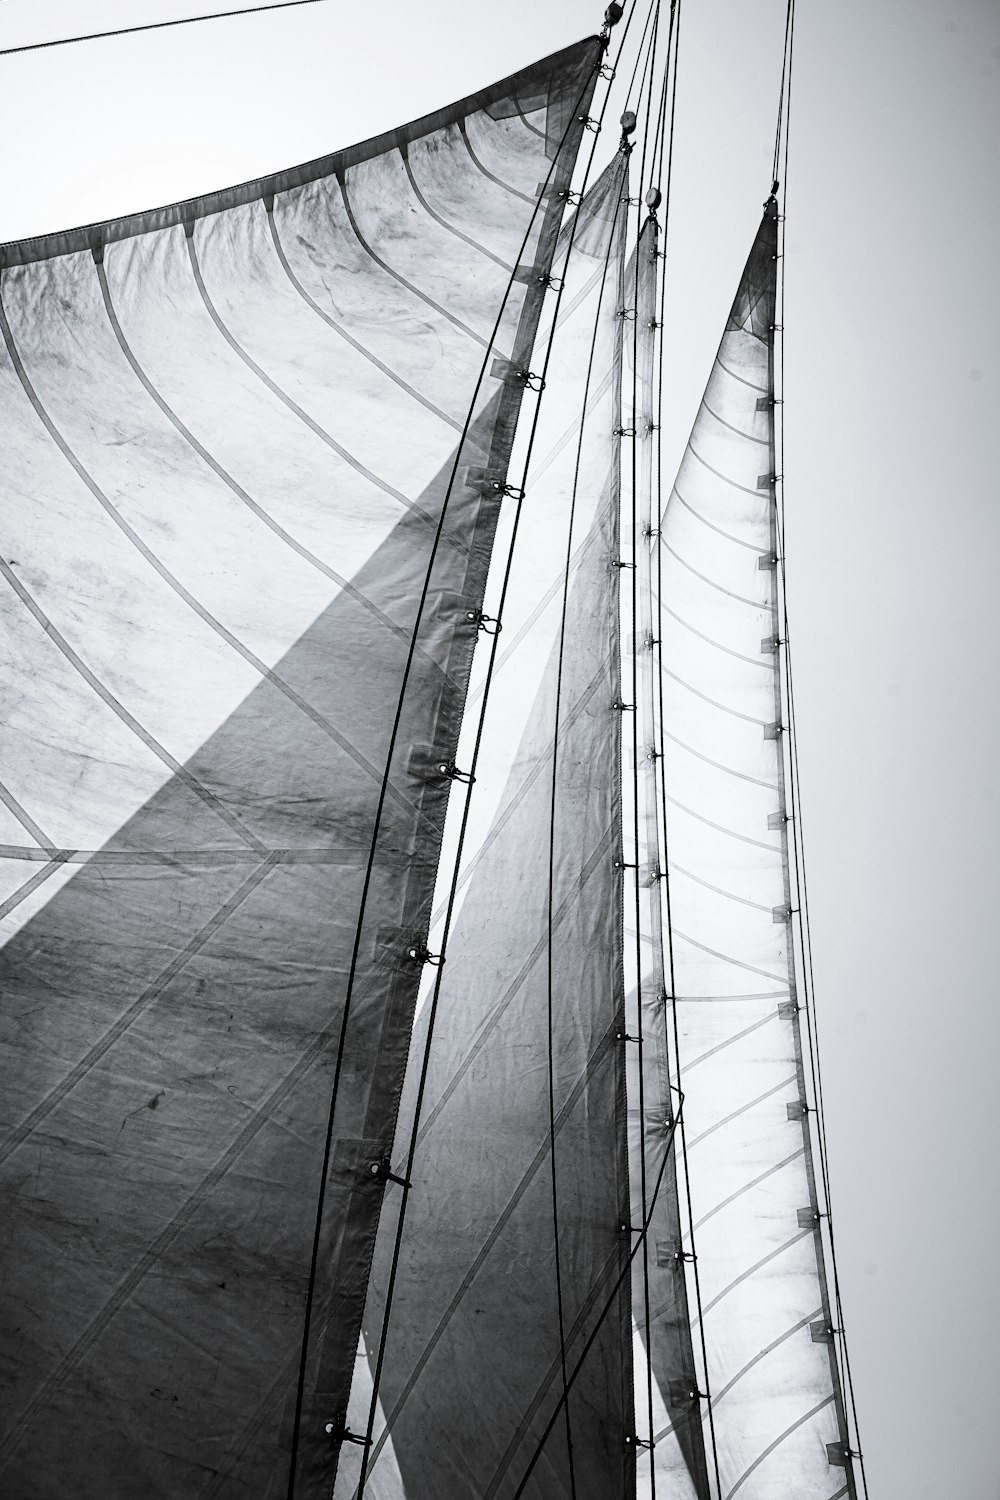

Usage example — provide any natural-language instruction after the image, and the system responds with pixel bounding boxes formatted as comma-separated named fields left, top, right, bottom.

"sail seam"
left=399, top=146, right=516, bottom=272
left=682, top=1010, right=781, bottom=1072
left=685, top=1073, right=798, bottom=1149
left=661, top=599, right=775, bottom=670
left=265, top=204, right=462, bottom=429
left=669, top=861, right=778, bottom=914
left=184, top=232, right=444, bottom=525
left=696, top=1226, right=813, bottom=1321
left=722, top=1393, right=835, bottom=1500
left=338, top=172, right=490, bottom=347
left=0, top=555, right=265, bottom=852
left=0, top=858, right=65, bottom=920
left=665, top=793, right=780, bottom=852
left=662, top=727, right=777, bottom=790
left=691, top=1147, right=805, bottom=1233
left=0, top=780, right=53, bottom=849
left=2, top=288, right=428, bottom=829
left=673, top=929, right=790, bottom=985
left=672, top=484, right=770, bottom=553
left=457, top=119, right=540, bottom=206
left=686, top=439, right=772, bottom=498
left=94, top=255, right=428, bottom=638
left=660, top=535, right=766, bottom=608
left=709, top=1307, right=821, bottom=1409
left=661, top=662, right=770, bottom=725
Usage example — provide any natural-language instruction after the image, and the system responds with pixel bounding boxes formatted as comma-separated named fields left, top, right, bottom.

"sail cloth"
left=351, top=157, right=632, bottom=1500
left=0, top=39, right=602, bottom=1500
left=623, top=222, right=710, bottom=1500
left=657, top=202, right=855, bottom=1497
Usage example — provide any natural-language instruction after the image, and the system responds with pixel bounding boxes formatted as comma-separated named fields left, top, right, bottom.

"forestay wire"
left=0, top=0, right=326, bottom=58
left=771, top=0, right=869, bottom=1493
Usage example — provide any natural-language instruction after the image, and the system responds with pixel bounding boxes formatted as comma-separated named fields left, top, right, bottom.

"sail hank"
left=659, top=201, right=856, bottom=1499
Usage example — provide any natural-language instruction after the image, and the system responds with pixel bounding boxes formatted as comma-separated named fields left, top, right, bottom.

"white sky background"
left=1, top=1, right=997, bottom=1496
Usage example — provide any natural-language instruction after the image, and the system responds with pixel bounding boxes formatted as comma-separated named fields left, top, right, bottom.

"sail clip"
left=611, top=699, right=635, bottom=712
left=578, top=115, right=602, bottom=133
left=324, top=1421, right=372, bottom=1448
left=369, top=1159, right=412, bottom=1191
left=624, top=1434, right=652, bottom=1450
left=437, top=761, right=475, bottom=785
left=466, top=608, right=502, bottom=635
left=406, top=940, right=443, bottom=967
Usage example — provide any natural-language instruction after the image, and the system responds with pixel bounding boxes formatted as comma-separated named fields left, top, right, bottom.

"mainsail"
left=0, top=38, right=603, bottom=1499
left=0, top=6, right=864, bottom=1499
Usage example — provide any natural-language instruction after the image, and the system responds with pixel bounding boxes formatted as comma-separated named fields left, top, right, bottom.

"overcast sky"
left=1, top=2, right=997, bottom=1496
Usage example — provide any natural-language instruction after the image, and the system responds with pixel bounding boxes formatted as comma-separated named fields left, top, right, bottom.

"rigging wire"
left=0, top=0, right=325, bottom=58
left=350, top=8, right=655, bottom=1493
left=772, top=1, right=868, bottom=1492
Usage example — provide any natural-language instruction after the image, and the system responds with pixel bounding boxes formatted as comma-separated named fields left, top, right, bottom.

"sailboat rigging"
left=0, top=2, right=867, bottom=1496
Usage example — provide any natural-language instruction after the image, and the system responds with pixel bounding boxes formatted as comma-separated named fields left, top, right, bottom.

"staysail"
left=655, top=199, right=856, bottom=1497
left=0, top=39, right=602, bottom=1500
left=349, top=153, right=633, bottom=1500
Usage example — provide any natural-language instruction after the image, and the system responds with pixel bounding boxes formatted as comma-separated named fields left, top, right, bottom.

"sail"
left=349, top=156, right=632, bottom=1500
left=0, top=39, right=602, bottom=1500
left=623, top=220, right=710, bottom=1500
left=657, top=201, right=855, bottom=1497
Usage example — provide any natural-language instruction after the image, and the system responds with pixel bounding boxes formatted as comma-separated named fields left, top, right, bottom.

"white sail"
left=657, top=201, right=854, bottom=1498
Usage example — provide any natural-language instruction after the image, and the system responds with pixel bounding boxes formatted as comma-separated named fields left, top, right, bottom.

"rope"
left=0, top=0, right=325, bottom=58
left=351, top=7, right=653, bottom=1493
left=772, top=1, right=868, bottom=1492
